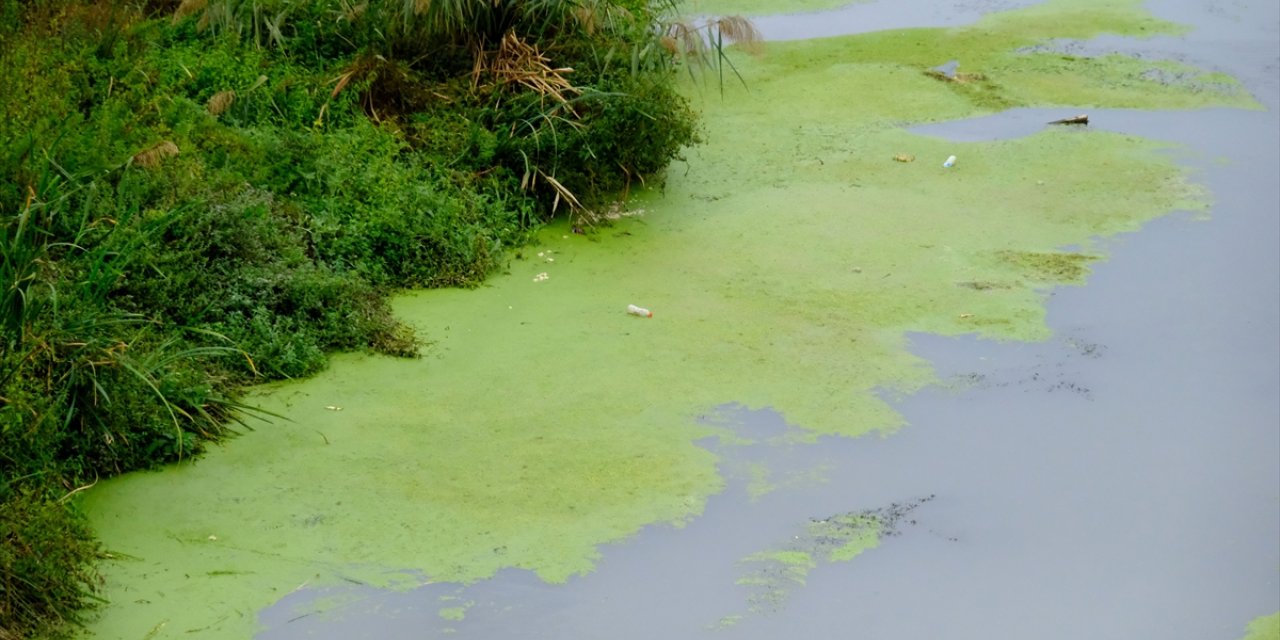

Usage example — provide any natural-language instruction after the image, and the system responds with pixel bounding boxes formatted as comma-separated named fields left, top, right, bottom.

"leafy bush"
left=107, top=183, right=415, bottom=379
left=491, top=73, right=700, bottom=208
left=288, top=122, right=533, bottom=287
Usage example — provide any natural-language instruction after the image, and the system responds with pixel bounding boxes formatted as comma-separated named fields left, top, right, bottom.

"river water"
left=86, top=1, right=1279, bottom=638
left=257, top=1, right=1279, bottom=638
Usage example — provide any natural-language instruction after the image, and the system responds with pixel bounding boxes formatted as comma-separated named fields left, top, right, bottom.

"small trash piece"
left=627, top=304, right=653, bottom=318
left=1048, top=114, right=1089, bottom=125
left=943, top=155, right=957, bottom=168
left=892, top=153, right=915, bottom=163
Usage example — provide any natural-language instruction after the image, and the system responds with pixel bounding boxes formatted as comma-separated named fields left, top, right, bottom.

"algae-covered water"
left=80, top=1, right=1279, bottom=638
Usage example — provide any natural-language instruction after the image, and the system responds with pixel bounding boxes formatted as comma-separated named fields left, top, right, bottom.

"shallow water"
left=81, top=0, right=1278, bottom=638
left=258, top=6, right=1280, bottom=639
left=748, top=0, right=1044, bottom=40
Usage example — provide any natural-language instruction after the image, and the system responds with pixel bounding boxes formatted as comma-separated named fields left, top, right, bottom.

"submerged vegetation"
left=726, top=497, right=931, bottom=624
left=0, top=0, right=760, bottom=636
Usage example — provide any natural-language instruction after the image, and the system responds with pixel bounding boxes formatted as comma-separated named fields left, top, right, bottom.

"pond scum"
left=718, top=496, right=934, bottom=627
left=6, top=0, right=1268, bottom=637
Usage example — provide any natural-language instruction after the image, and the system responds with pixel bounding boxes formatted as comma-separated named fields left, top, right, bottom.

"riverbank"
left=0, top=2, right=703, bottom=636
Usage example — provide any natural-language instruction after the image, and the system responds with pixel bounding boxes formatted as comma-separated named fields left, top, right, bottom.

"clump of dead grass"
left=206, top=90, right=235, bottom=116
left=131, top=141, right=179, bottom=169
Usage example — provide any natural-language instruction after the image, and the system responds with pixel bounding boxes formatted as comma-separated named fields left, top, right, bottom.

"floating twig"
left=1048, top=114, right=1089, bottom=125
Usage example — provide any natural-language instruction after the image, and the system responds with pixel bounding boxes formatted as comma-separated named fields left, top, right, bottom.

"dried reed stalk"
left=343, top=1, right=368, bottom=21
left=206, top=90, right=235, bottom=116
left=664, top=21, right=701, bottom=57
left=172, top=0, right=207, bottom=24
left=474, top=32, right=579, bottom=106
left=538, top=169, right=582, bottom=213
left=574, top=6, right=598, bottom=35
left=132, top=141, right=180, bottom=169
left=712, top=15, right=763, bottom=55
left=663, top=15, right=763, bottom=57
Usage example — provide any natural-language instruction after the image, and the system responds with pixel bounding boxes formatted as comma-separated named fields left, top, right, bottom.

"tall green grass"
left=0, top=180, right=252, bottom=639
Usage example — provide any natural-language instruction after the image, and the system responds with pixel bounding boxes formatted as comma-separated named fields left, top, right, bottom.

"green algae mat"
left=1243, top=613, right=1280, bottom=640
left=79, top=1, right=1260, bottom=637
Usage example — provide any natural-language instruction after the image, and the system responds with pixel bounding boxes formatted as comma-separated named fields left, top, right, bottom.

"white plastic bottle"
left=627, top=304, right=653, bottom=318
left=943, top=155, right=957, bottom=168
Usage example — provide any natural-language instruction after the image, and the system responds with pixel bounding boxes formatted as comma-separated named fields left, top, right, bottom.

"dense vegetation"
left=0, top=1, right=730, bottom=636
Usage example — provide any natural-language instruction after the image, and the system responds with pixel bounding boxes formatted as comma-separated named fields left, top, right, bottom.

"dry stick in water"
left=1048, top=114, right=1089, bottom=125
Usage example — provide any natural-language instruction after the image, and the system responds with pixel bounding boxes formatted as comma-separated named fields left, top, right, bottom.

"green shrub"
left=492, top=73, right=699, bottom=208
left=106, top=184, right=415, bottom=379
left=293, top=122, right=532, bottom=287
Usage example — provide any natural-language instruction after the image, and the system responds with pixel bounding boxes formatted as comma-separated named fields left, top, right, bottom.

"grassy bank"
left=0, top=1, right=710, bottom=636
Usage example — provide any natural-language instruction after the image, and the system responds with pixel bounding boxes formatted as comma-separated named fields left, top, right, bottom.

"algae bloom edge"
left=77, top=2, right=1252, bottom=637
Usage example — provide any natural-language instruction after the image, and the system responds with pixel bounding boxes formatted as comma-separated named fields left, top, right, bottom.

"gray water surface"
left=258, top=1, right=1279, bottom=638
left=746, top=0, right=1044, bottom=41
